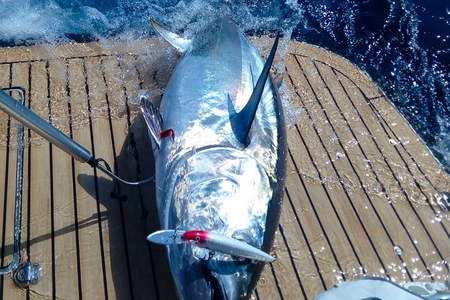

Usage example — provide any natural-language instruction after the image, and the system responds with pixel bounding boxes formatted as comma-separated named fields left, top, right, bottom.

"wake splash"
left=0, top=0, right=302, bottom=46
left=0, top=0, right=113, bottom=45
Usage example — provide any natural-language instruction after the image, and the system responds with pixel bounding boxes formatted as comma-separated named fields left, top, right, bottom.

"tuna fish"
left=143, top=17, right=286, bottom=300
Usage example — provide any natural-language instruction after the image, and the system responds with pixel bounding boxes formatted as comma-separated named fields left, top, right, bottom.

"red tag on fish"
left=160, top=128, right=175, bottom=140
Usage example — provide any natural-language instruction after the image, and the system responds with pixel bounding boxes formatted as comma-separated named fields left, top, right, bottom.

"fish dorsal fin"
left=230, top=34, right=280, bottom=146
left=149, top=18, right=192, bottom=53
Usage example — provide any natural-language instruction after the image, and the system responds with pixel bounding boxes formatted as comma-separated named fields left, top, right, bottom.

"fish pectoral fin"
left=140, top=98, right=163, bottom=148
left=229, top=33, right=281, bottom=146
left=149, top=18, right=192, bottom=53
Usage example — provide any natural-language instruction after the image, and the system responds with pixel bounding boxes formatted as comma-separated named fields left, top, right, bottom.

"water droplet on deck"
left=335, top=152, right=345, bottom=159
left=394, top=246, right=403, bottom=255
left=434, top=192, right=450, bottom=211
left=128, top=89, right=149, bottom=105
left=388, top=139, right=398, bottom=145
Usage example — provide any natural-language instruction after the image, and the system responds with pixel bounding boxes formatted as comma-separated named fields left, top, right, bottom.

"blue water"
left=0, top=0, right=449, bottom=171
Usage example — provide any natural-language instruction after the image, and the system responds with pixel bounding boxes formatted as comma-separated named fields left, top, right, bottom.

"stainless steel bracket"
left=13, top=262, right=41, bottom=288
left=0, top=87, right=40, bottom=287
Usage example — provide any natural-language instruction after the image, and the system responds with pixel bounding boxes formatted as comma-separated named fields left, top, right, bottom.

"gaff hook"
left=0, top=89, right=153, bottom=186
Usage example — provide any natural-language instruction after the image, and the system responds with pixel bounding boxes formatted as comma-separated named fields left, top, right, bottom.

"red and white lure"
left=147, top=230, right=275, bottom=263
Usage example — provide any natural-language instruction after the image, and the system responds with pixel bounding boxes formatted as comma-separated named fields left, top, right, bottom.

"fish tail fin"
left=149, top=18, right=192, bottom=53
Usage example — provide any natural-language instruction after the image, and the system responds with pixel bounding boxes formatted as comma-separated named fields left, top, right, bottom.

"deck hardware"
left=12, top=262, right=41, bottom=288
left=0, top=88, right=41, bottom=287
left=0, top=88, right=26, bottom=279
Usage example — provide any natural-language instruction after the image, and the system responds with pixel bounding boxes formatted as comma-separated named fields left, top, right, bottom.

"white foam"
left=0, top=0, right=304, bottom=45
left=0, top=0, right=110, bottom=44
left=431, top=115, right=450, bottom=171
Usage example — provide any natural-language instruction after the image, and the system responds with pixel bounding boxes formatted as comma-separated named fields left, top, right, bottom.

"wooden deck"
left=0, top=39, right=448, bottom=300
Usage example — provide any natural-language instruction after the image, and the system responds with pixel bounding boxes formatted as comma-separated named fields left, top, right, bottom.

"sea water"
left=0, top=0, right=448, bottom=172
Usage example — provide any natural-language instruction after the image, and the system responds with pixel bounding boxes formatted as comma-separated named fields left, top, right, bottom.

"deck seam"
left=330, top=64, right=449, bottom=231
left=291, top=56, right=386, bottom=276
left=332, top=66, right=449, bottom=273
left=284, top=187, right=327, bottom=290
left=0, top=53, right=140, bottom=66
left=118, top=56, right=161, bottom=300
left=268, top=261, right=284, bottom=299
left=328, top=61, right=442, bottom=276
left=81, top=58, right=109, bottom=300
left=288, top=69, right=367, bottom=276
left=328, top=65, right=439, bottom=238
left=326, top=58, right=446, bottom=192
left=63, top=58, right=83, bottom=300
left=371, top=96, right=444, bottom=193
left=317, top=61, right=437, bottom=276
left=99, top=56, right=135, bottom=300
left=365, top=97, right=449, bottom=233
left=310, top=59, right=415, bottom=280
left=290, top=49, right=442, bottom=200
left=25, top=61, right=32, bottom=300
left=278, top=220, right=307, bottom=299
left=324, top=61, right=449, bottom=218
left=46, top=60, right=57, bottom=299
left=295, top=58, right=390, bottom=278
left=287, top=140, right=345, bottom=279
left=0, top=63, right=12, bottom=298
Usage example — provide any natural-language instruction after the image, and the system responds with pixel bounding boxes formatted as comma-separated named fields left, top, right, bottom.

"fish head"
left=167, top=246, right=263, bottom=299
left=165, top=147, right=274, bottom=299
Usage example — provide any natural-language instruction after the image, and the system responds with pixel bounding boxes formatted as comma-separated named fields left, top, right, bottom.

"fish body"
left=147, top=18, right=286, bottom=299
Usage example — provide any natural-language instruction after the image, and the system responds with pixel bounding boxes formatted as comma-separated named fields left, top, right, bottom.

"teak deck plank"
left=27, top=61, right=54, bottom=299
left=115, top=55, right=162, bottom=300
left=67, top=58, right=107, bottom=299
left=100, top=55, right=135, bottom=300
left=289, top=55, right=389, bottom=276
left=49, top=59, right=81, bottom=299
left=334, top=73, right=449, bottom=265
left=313, top=62, right=431, bottom=278
left=283, top=133, right=350, bottom=284
left=0, top=65, right=15, bottom=294
left=4, top=63, right=31, bottom=300
left=84, top=56, right=120, bottom=300
left=284, top=138, right=344, bottom=286
left=0, top=39, right=448, bottom=300
left=292, top=55, right=443, bottom=280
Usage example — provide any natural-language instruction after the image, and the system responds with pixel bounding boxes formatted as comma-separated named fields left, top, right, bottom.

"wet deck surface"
left=0, top=39, right=448, bottom=299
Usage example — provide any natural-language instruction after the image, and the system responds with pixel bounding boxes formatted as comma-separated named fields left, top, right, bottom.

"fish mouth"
left=171, top=252, right=258, bottom=300
left=208, top=257, right=261, bottom=300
